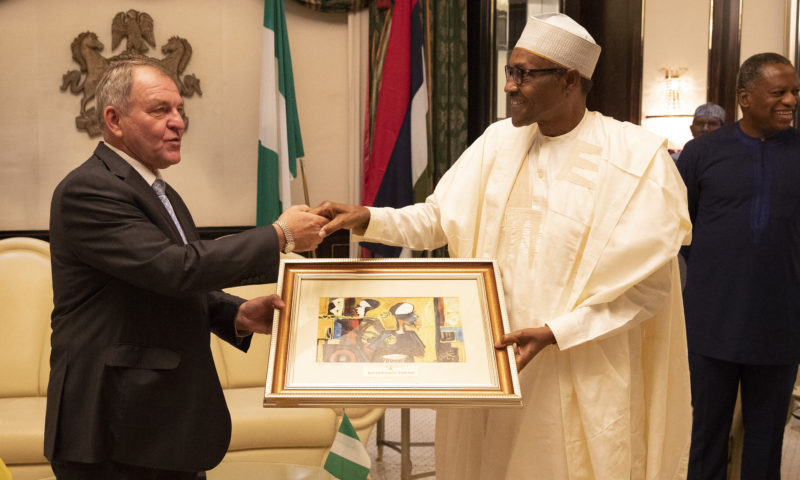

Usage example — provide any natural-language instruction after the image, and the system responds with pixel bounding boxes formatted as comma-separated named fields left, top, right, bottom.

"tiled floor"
left=783, top=413, right=800, bottom=479
left=367, top=408, right=800, bottom=480
left=367, top=409, right=436, bottom=480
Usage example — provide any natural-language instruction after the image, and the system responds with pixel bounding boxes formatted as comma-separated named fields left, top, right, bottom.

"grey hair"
left=737, top=52, right=793, bottom=91
left=95, top=58, right=172, bottom=128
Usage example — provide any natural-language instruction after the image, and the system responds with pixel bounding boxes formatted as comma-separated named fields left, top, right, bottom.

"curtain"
left=292, top=0, right=468, bottom=257
left=290, top=0, right=468, bottom=203
left=423, top=0, right=469, bottom=194
left=426, top=0, right=468, bottom=257
left=367, top=0, right=468, bottom=257
left=289, top=0, right=370, bottom=13
left=368, top=1, right=468, bottom=200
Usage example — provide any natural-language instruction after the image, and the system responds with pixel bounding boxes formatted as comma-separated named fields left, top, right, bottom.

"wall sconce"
left=665, top=73, right=681, bottom=109
left=661, top=67, right=688, bottom=113
left=644, top=67, right=694, bottom=151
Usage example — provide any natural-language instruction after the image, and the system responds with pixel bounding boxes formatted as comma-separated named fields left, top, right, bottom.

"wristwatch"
left=274, top=220, right=295, bottom=254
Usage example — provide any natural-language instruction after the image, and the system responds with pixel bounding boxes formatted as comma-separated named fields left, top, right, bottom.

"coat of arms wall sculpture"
left=60, top=10, right=202, bottom=137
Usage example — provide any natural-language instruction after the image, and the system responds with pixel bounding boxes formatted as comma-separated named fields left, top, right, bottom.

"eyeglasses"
left=504, top=65, right=565, bottom=85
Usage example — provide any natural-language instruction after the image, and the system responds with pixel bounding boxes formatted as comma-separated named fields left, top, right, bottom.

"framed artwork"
left=264, top=258, right=521, bottom=408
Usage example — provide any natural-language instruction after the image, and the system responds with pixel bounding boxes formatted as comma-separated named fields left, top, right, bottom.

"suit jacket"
left=45, top=142, right=280, bottom=471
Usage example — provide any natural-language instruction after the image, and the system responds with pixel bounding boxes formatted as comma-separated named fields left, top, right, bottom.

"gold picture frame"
left=264, top=258, right=521, bottom=408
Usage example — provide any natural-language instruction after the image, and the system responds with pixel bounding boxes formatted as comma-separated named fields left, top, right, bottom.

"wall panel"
left=0, top=0, right=350, bottom=230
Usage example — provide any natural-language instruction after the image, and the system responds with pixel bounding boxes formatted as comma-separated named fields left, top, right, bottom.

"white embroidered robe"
left=360, top=111, right=692, bottom=479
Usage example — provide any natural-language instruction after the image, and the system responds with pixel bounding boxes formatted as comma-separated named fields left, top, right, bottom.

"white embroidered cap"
left=515, top=13, right=601, bottom=79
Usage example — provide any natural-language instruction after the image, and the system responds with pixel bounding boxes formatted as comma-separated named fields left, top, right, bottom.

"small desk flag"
left=323, top=413, right=371, bottom=480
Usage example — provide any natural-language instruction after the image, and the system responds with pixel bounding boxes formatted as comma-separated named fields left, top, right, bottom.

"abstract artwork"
left=315, top=297, right=465, bottom=363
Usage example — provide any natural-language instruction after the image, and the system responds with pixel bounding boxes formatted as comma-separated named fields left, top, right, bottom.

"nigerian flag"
left=257, top=0, right=303, bottom=226
left=324, top=413, right=371, bottom=480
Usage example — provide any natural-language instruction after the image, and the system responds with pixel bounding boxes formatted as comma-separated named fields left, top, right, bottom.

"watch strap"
left=274, top=220, right=295, bottom=253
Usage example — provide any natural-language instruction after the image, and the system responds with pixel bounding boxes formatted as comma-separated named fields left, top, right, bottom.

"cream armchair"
left=0, top=238, right=53, bottom=480
left=0, top=238, right=383, bottom=480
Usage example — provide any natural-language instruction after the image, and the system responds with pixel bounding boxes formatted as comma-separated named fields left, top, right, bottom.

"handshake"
left=239, top=200, right=372, bottom=335
left=272, top=201, right=370, bottom=253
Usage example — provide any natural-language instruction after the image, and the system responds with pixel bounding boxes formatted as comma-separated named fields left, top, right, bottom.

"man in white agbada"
left=314, top=13, right=692, bottom=479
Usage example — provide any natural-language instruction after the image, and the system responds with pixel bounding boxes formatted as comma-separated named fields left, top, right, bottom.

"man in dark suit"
left=678, top=52, right=800, bottom=479
left=44, top=58, right=328, bottom=479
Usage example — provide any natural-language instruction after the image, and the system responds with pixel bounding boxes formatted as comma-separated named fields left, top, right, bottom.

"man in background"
left=313, top=13, right=692, bottom=479
left=675, top=103, right=726, bottom=285
left=45, top=58, right=327, bottom=479
left=678, top=52, right=800, bottom=479
left=671, top=102, right=726, bottom=161
left=689, top=102, right=726, bottom=139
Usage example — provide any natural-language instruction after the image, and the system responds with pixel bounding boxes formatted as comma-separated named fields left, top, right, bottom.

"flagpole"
left=298, top=158, right=317, bottom=258
left=299, top=157, right=310, bottom=206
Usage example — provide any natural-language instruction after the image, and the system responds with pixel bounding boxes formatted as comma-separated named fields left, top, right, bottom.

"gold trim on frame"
left=264, top=258, right=522, bottom=408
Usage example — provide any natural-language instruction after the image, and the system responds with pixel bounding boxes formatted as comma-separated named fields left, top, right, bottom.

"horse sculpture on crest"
left=60, top=32, right=111, bottom=137
left=59, top=11, right=202, bottom=138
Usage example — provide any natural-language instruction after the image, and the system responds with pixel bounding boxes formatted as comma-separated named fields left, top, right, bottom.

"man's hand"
left=310, top=201, right=370, bottom=238
left=275, top=205, right=329, bottom=252
left=234, top=294, right=285, bottom=335
left=495, top=326, right=556, bottom=372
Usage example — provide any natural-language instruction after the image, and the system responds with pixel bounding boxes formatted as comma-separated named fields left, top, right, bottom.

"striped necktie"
left=151, top=179, right=188, bottom=244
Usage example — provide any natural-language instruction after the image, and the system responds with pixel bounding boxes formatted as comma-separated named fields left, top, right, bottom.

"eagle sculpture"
left=112, top=10, right=155, bottom=54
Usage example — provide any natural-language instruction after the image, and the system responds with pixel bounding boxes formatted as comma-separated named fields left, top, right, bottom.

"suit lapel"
left=93, top=142, right=191, bottom=244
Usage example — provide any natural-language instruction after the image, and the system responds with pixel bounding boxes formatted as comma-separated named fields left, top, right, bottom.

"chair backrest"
left=0, top=237, right=52, bottom=397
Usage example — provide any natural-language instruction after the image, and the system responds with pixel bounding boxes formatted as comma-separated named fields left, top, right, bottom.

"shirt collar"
left=103, top=142, right=163, bottom=186
left=537, top=108, right=589, bottom=144
left=734, top=121, right=792, bottom=145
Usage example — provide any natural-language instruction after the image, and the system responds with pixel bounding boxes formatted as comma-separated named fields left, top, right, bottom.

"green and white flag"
left=257, top=0, right=304, bottom=226
left=324, top=413, right=371, bottom=480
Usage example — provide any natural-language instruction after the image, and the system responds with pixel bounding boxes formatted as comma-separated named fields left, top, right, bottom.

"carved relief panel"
left=60, top=10, right=202, bottom=137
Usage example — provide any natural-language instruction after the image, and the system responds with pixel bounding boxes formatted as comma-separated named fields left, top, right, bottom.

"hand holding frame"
left=495, top=326, right=556, bottom=371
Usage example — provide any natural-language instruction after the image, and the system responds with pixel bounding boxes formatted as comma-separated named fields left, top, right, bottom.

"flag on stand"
left=257, top=0, right=304, bottom=226
left=362, top=0, right=428, bottom=257
left=323, top=413, right=371, bottom=480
